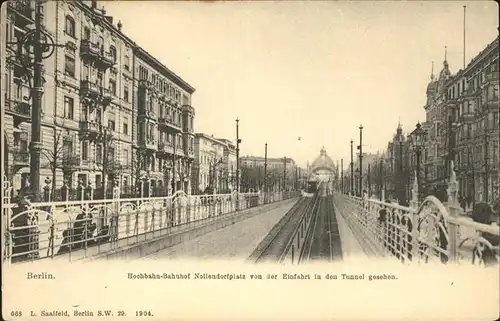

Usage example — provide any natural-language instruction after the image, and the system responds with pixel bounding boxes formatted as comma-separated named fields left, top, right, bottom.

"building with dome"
left=310, top=147, right=337, bottom=185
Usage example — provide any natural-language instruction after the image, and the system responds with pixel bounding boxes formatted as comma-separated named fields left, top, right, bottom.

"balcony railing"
left=140, top=139, right=157, bottom=151
left=80, top=80, right=112, bottom=102
left=79, top=121, right=102, bottom=140
left=62, top=155, right=80, bottom=171
left=80, top=40, right=115, bottom=71
left=158, top=115, right=182, bottom=132
left=146, top=110, right=157, bottom=119
left=12, top=149, right=30, bottom=164
left=8, top=0, right=34, bottom=27
left=5, top=99, right=31, bottom=119
left=459, top=111, right=475, bottom=123
left=484, top=71, right=499, bottom=83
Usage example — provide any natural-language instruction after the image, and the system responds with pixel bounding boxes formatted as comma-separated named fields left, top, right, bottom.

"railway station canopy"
left=310, top=147, right=336, bottom=173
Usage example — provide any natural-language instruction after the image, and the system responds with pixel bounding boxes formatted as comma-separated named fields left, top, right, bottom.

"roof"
left=311, top=147, right=335, bottom=171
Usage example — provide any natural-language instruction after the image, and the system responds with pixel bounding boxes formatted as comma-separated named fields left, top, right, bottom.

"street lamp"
left=410, top=122, right=427, bottom=200
left=6, top=0, right=66, bottom=201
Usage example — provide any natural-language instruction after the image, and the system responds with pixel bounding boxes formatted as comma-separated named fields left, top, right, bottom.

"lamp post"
left=358, top=125, right=364, bottom=197
left=283, top=156, right=287, bottom=192
left=264, top=143, right=268, bottom=195
left=410, top=122, right=426, bottom=201
left=350, top=140, right=354, bottom=195
left=235, top=119, right=241, bottom=193
left=172, top=132, right=181, bottom=194
left=340, top=159, right=344, bottom=194
left=6, top=1, right=65, bottom=201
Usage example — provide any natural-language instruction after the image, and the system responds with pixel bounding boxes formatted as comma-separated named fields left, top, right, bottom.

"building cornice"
left=195, top=133, right=227, bottom=146
left=134, top=47, right=195, bottom=94
left=74, top=1, right=136, bottom=47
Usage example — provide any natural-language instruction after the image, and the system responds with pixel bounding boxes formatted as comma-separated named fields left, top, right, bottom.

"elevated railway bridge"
left=2, top=149, right=498, bottom=268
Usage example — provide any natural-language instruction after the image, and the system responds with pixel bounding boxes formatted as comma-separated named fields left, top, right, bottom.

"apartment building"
left=134, top=47, right=195, bottom=196
left=423, top=38, right=499, bottom=203
left=1, top=0, right=196, bottom=197
left=192, top=133, right=227, bottom=194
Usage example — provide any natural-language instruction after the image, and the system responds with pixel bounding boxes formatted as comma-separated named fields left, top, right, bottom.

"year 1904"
left=136, top=310, right=154, bottom=317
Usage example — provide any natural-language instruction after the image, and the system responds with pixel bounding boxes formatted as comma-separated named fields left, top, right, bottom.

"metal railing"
left=281, top=192, right=320, bottom=264
left=332, top=191, right=499, bottom=266
left=2, top=175, right=299, bottom=264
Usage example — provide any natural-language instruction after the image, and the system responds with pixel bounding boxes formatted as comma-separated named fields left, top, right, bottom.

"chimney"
left=91, top=0, right=97, bottom=9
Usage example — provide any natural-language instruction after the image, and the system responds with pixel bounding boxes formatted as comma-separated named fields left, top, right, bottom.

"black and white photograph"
left=1, top=0, right=499, bottom=319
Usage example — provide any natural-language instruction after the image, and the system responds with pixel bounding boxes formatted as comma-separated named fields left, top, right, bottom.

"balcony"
left=157, top=142, right=174, bottom=155
left=80, top=40, right=115, bottom=71
left=62, top=155, right=80, bottom=172
left=138, top=80, right=153, bottom=90
left=482, top=97, right=499, bottom=112
left=107, top=160, right=124, bottom=175
left=158, top=115, right=182, bottom=132
left=8, top=0, right=34, bottom=28
left=5, top=99, right=31, bottom=126
left=12, top=147, right=29, bottom=169
left=139, top=139, right=157, bottom=152
left=138, top=109, right=157, bottom=120
left=79, top=121, right=102, bottom=140
left=459, top=112, right=475, bottom=123
left=80, top=80, right=112, bottom=107
left=484, top=71, right=499, bottom=84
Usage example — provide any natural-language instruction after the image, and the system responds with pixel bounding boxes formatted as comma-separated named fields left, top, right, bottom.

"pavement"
left=333, top=202, right=369, bottom=262
left=139, top=202, right=296, bottom=262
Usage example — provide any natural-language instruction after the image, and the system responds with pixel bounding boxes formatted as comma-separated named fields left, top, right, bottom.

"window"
left=82, top=141, right=89, bottom=160
left=108, top=119, right=115, bottom=131
left=65, top=15, right=75, bottom=37
left=109, top=46, right=117, bottom=62
left=63, top=139, right=73, bottom=159
left=82, top=63, right=90, bottom=80
left=123, top=117, right=129, bottom=135
left=109, top=79, right=116, bottom=96
left=108, top=147, right=115, bottom=162
left=65, top=55, right=75, bottom=77
left=124, top=85, right=129, bottom=102
left=83, top=27, right=91, bottom=40
left=96, top=144, right=102, bottom=164
left=124, top=149, right=129, bottom=166
left=124, top=55, right=130, bottom=71
left=64, top=96, right=74, bottom=119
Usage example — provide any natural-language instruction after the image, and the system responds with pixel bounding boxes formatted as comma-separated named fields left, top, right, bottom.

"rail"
left=281, top=193, right=320, bottom=264
left=2, top=178, right=300, bottom=264
left=249, top=197, right=311, bottom=263
left=333, top=193, right=500, bottom=266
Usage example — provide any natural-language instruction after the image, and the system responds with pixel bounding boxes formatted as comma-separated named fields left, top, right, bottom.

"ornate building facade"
left=192, top=133, right=227, bottom=194
left=1, top=0, right=196, bottom=197
left=423, top=38, right=499, bottom=204
left=133, top=47, right=195, bottom=196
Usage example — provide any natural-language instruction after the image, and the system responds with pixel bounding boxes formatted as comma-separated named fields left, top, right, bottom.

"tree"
left=41, top=124, right=79, bottom=200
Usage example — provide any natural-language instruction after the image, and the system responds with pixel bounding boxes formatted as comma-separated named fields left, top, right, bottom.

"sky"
left=102, top=0, right=498, bottom=168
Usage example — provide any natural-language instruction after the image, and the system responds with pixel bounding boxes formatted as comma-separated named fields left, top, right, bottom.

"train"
left=306, top=180, right=318, bottom=193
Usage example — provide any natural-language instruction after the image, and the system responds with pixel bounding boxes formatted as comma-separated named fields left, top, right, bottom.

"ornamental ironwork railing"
left=332, top=193, right=499, bottom=267
left=2, top=175, right=299, bottom=264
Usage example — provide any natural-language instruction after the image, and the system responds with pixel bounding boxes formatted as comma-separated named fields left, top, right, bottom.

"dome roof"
left=311, top=147, right=335, bottom=171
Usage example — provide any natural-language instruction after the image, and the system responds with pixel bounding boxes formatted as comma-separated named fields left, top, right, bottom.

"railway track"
left=300, top=194, right=343, bottom=263
left=248, top=196, right=314, bottom=263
